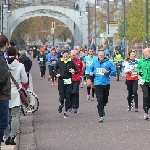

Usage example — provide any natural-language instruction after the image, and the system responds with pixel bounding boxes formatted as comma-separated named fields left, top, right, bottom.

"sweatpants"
left=70, top=81, right=80, bottom=109
left=40, top=66, right=46, bottom=77
left=126, top=80, right=138, bottom=108
left=5, top=106, right=20, bottom=139
left=58, top=79, right=72, bottom=112
left=141, top=83, right=150, bottom=114
left=95, top=85, right=110, bottom=117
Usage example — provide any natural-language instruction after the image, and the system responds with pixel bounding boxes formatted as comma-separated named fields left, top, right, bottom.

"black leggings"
left=141, top=83, right=150, bottom=113
left=40, top=66, right=46, bottom=77
left=126, top=80, right=138, bottom=108
left=49, top=66, right=56, bottom=82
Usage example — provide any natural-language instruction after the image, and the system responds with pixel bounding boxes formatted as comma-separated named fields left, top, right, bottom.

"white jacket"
left=8, top=59, right=28, bottom=108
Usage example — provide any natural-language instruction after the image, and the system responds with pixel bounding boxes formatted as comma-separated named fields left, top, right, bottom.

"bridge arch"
left=9, top=14, right=75, bottom=44
left=7, top=5, right=88, bottom=46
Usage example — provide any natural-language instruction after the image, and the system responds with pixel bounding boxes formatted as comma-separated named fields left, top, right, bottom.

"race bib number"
left=63, top=78, right=72, bottom=84
left=131, top=71, right=137, bottom=77
left=39, top=58, right=43, bottom=62
left=33, top=47, right=35, bottom=50
left=96, top=68, right=104, bottom=75
left=51, top=60, right=56, bottom=65
left=86, top=61, right=93, bottom=66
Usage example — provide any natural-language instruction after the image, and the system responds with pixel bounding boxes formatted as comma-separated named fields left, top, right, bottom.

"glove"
left=139, top=72, right=143, bottom=76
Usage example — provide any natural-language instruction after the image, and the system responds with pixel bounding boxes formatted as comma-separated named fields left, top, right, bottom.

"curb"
left=18, top=114, right=37, bottom=150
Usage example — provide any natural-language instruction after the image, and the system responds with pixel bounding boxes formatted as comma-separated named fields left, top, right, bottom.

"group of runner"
left=36, top=44, right=150, bottom=122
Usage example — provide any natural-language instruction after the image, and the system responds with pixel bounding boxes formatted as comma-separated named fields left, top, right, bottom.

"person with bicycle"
left=113, top=49, right=123, bottom=75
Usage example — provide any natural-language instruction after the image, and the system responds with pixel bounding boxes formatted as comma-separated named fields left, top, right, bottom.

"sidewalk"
left=1, top=73, right=36, bottom=150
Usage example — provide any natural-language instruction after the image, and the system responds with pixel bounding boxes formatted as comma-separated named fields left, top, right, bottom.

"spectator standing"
left=0, top=35, right=10, bottom=149
left=19, top=50, right=32, bottom=84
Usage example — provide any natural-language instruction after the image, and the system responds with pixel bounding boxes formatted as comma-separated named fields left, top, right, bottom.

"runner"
left=37, top=50, right=47, bottom=79
left=83, top=48, right=97, bottom=101
left=55, top=50, right=78, bottom=118
left=137, top=48, right=150, bottom=120
left=47, top=48, right=58, bottom=85
left=124, top=50, right=138, bottom=112
left=69, top=50, right=83, bottom=113
left=89, top=50, right=116, bottom=122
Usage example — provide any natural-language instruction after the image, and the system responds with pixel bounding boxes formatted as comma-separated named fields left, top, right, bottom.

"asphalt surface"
left=30, top=58, right=150, bottom=150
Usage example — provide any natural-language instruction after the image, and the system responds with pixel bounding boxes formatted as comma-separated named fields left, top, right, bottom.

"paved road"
left=31, top=58, right=150, bottom=150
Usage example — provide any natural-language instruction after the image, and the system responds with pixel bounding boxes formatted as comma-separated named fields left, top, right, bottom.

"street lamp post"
left=94, top=0, right=97, bottom=50
left=146, top=0, right=148, bottom=48
left=1, top=3, right=4, bottom=35
left=86, top=2, right=90, bottom=48
left=107, top=0, right=110, bottom=46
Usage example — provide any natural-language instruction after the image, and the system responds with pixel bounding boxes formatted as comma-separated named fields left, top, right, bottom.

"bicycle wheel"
left=26, top=89, right=39, bottom=113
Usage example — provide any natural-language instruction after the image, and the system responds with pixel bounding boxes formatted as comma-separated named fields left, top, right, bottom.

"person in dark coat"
left=0, top=35, right=11, bottom=147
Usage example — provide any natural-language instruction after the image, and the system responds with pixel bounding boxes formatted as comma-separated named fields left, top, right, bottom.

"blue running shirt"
left=83, top=56, right=98, bottom=74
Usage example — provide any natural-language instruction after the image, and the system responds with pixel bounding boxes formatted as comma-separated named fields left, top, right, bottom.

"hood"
left=8, top=59, right=20, bottom=71
left=20, top=55, right=29, bottom=62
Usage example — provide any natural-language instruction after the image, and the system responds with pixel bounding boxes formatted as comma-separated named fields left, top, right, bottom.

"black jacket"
left=19, top=55, right=32, bottom=72
left=54, top=58, right=78, bottom=79
left=0, top=50, right=11, bottom=100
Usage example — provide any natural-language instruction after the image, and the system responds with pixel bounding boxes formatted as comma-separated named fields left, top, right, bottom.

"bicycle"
left=115, top=61, right=122, bottom=81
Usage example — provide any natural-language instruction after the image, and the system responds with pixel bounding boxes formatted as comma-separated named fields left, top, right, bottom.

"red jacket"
left=72, top=58, right=83, bottom=82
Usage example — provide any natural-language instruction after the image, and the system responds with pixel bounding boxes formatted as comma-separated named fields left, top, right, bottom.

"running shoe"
left=135, top=108, right=138, bottom=112
left=64, top=113, right=69, bottom=118
left=48, top=76, right=51, bottom=81
left=99, top=117, right=104, bottom=122
left=91, top=97, right=94, bottom=101
left=87, top=95, right=90, bottom=101
left=58, top=105, right=64, bottom=113
left=51, top=82, right=54, bottom=85
left=131, top=102, right=133, bottom=108
left=80, top=83, right=83, bottom=88
left=73, top=109, right=78, bottom=113
left=54, top=82, right=58, bottom=85
left=68, top=108, right=73, bottom=113
left=127, top=106, right=131, bottom=112
left=144, top=113, right=149, bottom=120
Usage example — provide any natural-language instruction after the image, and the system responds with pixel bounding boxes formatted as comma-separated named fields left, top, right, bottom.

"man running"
left=137, top=48, right=150, bottom=120
left=89, top=50, right=116, bottom=122
left=83, top=48, right=97, bottom=101
left=54, top=50, right=78, bottom=118
left=69, top=50, right=83, bottom=113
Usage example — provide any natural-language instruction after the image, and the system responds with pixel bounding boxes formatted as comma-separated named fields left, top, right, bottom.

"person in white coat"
left=4, top=47, right=28, bottom=145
